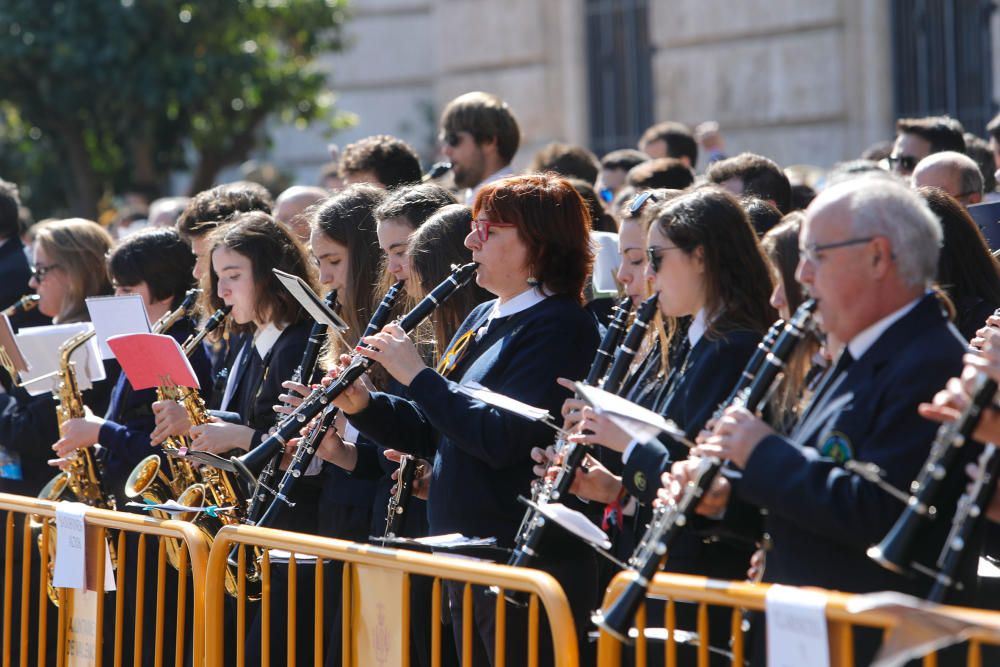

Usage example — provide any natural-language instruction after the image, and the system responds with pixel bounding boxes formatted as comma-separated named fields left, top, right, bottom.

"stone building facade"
left=266, top=0, right=999, bottom=184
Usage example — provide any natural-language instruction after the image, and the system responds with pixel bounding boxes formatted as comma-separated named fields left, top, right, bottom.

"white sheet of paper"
left=533, top=502, right=612, bottom=550
left=846, top=591, right=1000, bottom=667
left=765, top=584, right=830, bottom=667
left=16, top=324, right=105, bottom=395
left=458, top=381, right=551, bottom=421
left=575, top=382, right=674, bottom=444
left=85, top=295, right=151, bottom=359
left=272, top=270, right=348, bottom=332
left=52, top=502, right=88, bottom=589
left=590, top=231, right=621, bottom=294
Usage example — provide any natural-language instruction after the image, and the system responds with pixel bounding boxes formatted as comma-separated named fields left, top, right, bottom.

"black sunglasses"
left=646, top=246, right=681, bottom=273
left=887, top=154, right=917, bottom=172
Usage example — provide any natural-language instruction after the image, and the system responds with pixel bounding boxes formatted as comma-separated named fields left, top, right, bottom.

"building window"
left=891, top=0, right=997, bottom=134
left=585, top=0, right=654, bottom=157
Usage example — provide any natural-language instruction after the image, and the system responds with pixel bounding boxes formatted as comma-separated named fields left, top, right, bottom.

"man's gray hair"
left=832, top=176, right=943, bottom=289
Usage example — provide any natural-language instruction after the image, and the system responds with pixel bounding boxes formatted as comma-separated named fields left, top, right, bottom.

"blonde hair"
left=33, top=218, right=114, bottom=322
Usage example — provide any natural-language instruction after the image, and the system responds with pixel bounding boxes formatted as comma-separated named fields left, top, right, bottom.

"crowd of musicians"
left=3, top=93, right=1000, bottom=666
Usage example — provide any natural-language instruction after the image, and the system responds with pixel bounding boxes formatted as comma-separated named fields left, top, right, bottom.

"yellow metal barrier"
left=595, top=571, right=1000, bottom=666
left=204, top=524, right=580, bottom=667
left=0, top=493, right=210, bottom=667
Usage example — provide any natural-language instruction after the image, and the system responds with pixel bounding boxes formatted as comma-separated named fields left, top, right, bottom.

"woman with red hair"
left=330, top=173, right=600, bottom=666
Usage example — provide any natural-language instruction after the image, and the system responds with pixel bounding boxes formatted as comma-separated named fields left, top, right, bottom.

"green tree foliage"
left=0, top=0, right=352, bottom=219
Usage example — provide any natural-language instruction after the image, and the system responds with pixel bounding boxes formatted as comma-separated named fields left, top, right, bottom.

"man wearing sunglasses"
left=439, top=91, right=520, bottom=204
left=889, top=115, right=966, bottom=177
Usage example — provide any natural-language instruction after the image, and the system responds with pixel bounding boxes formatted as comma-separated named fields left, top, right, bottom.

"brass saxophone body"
left=37, top=327, right=117, bottom=605
left=51, top=329, right=114, bottom=507
left=125, top=289, right=202, bottom=506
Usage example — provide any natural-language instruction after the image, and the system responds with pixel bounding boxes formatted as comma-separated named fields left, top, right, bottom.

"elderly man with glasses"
left=665, top=175, right=978, bottom=664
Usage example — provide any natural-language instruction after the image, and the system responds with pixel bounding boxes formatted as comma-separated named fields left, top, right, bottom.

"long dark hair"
left=310, top=184, right=385, bottom=347
left=206, top=211, right=317, bottom=332
left=918, top=186, right=1000, bottom=308
left=650, top=187, right=775, bottom=341
left=761, top=213, right=806, bottom=313
left=408, top=205, right=491, bottom=359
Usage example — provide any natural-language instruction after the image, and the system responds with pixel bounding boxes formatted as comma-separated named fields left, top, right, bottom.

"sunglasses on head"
left=628, top=191, right=660, bottom=216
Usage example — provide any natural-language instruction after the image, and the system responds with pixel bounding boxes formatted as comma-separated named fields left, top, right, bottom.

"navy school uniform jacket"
left=0, top=354, right=120, bottom=498
left=621, top=329, right=763, bottom=504
left=618, top=329, right=763, bottom=578
left=211, top=319, right=317, bottom=533
left=96, top=318, right=213, bottom=499
left=731, top=294, right=976, bottom=598
left=212, top=319, right=311, bottom=450
left=348, top=295, right=600, bottom=547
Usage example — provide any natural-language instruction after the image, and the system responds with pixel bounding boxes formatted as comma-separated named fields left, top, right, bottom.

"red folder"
left=106, top=333, right=200, bottom=390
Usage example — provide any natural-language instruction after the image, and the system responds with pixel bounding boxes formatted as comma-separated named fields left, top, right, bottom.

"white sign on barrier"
left=766, top=584, right=830, bottom=667
left=52, top=502, right=114, bottom=592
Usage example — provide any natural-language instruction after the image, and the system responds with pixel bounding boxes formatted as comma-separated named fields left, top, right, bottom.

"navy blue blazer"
left=0, top=356, right=120, bottom=497
left=733, top=294, right=974, bottom=598
left=212, top=319, right=311, bottom=450
left=621, top=330, right=763, bottom=504
left=348, top=295, right=599, bottom=546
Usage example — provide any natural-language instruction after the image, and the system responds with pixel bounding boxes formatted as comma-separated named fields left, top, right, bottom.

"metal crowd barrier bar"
left=0, top=493, right=209, bottom=667
left=204, top=524, right=580, bottom=667
left=595, top=571, right=1000, bottom=667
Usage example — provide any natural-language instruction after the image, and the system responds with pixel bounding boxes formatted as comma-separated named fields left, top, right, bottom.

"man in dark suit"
left=673, top=175, right=974, bottom=662
left=0, top=179, right=33, bottom=311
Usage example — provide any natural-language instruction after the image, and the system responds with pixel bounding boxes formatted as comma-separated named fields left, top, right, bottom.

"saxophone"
left=157, top=305, right=253, bottom=597
left=42, top=329, right=115, bottom=507
left=37, top=327, right=117, bottom=605
left=124, top=291, right=203, bottom=568
left=2, top=294, right=40, bottom=317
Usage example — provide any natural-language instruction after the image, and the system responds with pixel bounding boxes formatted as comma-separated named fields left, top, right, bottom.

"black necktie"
left=796, top=348, right=854, bottom=432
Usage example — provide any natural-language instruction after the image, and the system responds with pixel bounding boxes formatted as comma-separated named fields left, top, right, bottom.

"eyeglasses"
left=31, top=263, right=61, bottom=282
left=470, top=218, right=515, bottom=243
left=646, top=245, right=682, bottom=273
left=628, top=191, right=660, bottom=216
left=887, top=154, right=917, bottom=173
left=441, top=131, right=464, bottom=147
left=799, top=236, right=875, bottom=264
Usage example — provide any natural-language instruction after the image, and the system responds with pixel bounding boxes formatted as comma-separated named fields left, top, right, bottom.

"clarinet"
left=494, top=296, right=648, bottom=607
left=593, top=299, right=816, bottom=643
left=710, top=317, right=786, bottom=422
left=601, top=294, right=660, bottom=395
left=228, top=263, right=478, bottom=485
left=253, top=282, right=404, bottom=528
left=868, top=371, right=998, bottom=580
left=384, top=454, right=419, bottom=538
left=927, top=439, right=1000, bottom=602
left=244, top=291, right=338, bottom=526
